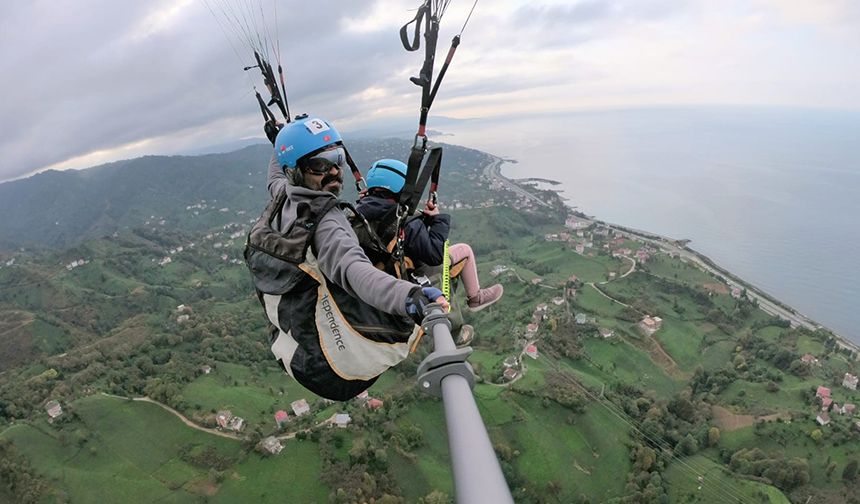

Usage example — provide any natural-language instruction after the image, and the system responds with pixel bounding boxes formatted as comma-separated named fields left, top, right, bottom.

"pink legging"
left=448, top=243, right=480, bottom=299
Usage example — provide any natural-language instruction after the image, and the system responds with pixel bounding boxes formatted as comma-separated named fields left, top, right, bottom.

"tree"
left=418, top=490, right=452, bottom=504
left=843, top=460, right=858, bottom=481
left=810, top=429, right=823, bottom=444
left=707, top=427, right=721, bottom=447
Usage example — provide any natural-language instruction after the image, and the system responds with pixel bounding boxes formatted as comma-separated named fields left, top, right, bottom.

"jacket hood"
left=279, top=178, right=340, bottom=231
left=355, top=195, right=396, bottom=220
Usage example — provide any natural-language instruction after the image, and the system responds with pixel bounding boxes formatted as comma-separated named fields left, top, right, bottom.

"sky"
left=1, top=0, right=859, bottom=182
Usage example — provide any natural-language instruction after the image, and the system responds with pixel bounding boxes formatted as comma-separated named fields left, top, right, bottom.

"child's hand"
left=423, top=199, right=440, bottom=216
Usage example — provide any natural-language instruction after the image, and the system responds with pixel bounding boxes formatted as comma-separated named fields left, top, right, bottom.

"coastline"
left=487, top=155, right=859, bottom=358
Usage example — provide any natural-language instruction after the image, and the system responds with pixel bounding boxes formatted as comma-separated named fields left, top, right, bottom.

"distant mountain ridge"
left=0, top=139, right=490, bottom=251
left=0, top=146, right=270, bottom=251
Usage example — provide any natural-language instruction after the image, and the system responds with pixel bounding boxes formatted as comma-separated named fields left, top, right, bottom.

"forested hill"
left=0, top=140, right=493, bottom=251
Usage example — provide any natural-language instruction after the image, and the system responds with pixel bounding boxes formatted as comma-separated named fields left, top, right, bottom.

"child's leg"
left=448, top=243, right=480, bottom=299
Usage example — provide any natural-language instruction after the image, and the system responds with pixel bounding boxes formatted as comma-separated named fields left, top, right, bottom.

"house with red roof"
left=274, top=410, right=289, bottom=427
left=816, top=386, right=831, bottom=399
left=366, top=398, right=384, bottom=410
left=525, top=344, right=538, bottom=360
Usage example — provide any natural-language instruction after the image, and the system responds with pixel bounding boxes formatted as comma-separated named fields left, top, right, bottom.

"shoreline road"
left=483, top=158, right=552, bottom=208
left=480, top=156, right=858, bottom=357
left=597, top=223, right=860, bottom=356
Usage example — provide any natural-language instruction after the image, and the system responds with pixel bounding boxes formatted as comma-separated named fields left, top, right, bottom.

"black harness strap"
left=403, top=147, right=443, bottom=213
left=400, top=4, right=429, bottom=52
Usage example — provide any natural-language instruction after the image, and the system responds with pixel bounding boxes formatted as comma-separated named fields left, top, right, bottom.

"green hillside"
left=0, top=142, right=858, bottom=503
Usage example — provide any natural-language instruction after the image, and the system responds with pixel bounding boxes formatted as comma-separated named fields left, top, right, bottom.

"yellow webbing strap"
left=442, top=240, right=451, bottom=299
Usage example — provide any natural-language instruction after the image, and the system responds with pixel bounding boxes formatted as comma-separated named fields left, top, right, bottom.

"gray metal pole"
left=417, top=305, right=514, bottom=504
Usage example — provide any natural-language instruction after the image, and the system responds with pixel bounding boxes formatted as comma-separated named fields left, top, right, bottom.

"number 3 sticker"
left=304, top=118, right=330, bottom=135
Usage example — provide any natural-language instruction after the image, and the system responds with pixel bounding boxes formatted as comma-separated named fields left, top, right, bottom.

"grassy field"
left=579, top=336, right=682, bottom=396
left=0, top=395, right=247, bottom=503
left=501, top=397, right=631, bottom=501
left=395, top=399, right=455, bottom=500
left=182, top=361, right=302, bottom=429
left=213, top=440, right=329, bottom=503
left=664, top=454, right=790, bottom=504
left=0, top=394, right=333, bottom=503
left=718, top=421, right=860, bottom=491
left=575, top=285, right=628, bottom=318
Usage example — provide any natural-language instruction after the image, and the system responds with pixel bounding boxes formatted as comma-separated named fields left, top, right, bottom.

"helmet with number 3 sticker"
left=275, top=116, right=344, bottom=169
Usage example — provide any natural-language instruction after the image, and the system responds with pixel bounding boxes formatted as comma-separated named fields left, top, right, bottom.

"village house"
left=525, top=344, right=539, bottom=360
left=800, top=354, right=819, bottom=365
left=526, top=323, right=539, bottom=336
left=575, top=313, right=588, bottom=325
left=598, top=328, right=614, bottom=339
left=503, top=356, right=519, bottom=368
left=816, top=386, right=831, bottom=399
left=843, top=373, right=858, bottom=391
left=275, top=410, right=289, bottom=427
left=366, top=398, right=384, bottom=410
left=816, top=412, right=830, bottom=426
left=176, top=314, right=190, bottom=324
left=230, top=417, right=245, bottom=432
left=334, top=413, right=352, bottom=428
left=261, top=436, right=283, bottom=455
left=503, top=368, right=518, bottom=381
left=552, top=297, right=565, bottom=306
left=730, top=287, right=742, bottom=299
left=565, top=216, right=588, bottom=230
left=216, top=410, right=233, bottom=429
left=535, top=303, right=548, bottom=315
left=575, top=243, right=585, bottom=254
left=200, top=365, right=212, bottom=375
left=840, top=403, right=856, bottom=416
left=355, top=390, right=370, bottom=402
left=608, top=272, right=616, bottom=279
left=821, top=397, right=833, bottom=411
left=45, top=400, right=63, bottom=420
left=291, top=399, right=311, bottom=417
left=491, top=265, right=509, bottom=277
left=531, top=277, right=542, bottom=285
left=640, top=316, right=663, bottom=334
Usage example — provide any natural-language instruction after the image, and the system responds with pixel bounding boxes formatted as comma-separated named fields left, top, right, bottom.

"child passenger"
left=354, top=159, right=504, bottom=313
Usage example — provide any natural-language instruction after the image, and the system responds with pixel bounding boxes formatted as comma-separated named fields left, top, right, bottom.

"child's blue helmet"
left=366, top=159, right=408, bottom=194
left=274, top=116, right=343, bottom=169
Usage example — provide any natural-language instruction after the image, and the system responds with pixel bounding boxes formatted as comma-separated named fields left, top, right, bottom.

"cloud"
left=1, top=0, right=859, bottom=182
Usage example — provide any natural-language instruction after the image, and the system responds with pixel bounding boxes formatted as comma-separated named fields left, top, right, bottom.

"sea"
left=436, top=107, right=860, bottom=345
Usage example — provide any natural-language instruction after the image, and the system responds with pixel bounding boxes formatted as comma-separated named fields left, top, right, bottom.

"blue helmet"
left=366, top=159, right=407, bottom=194
left=274, top=116, right=343, bottom=169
